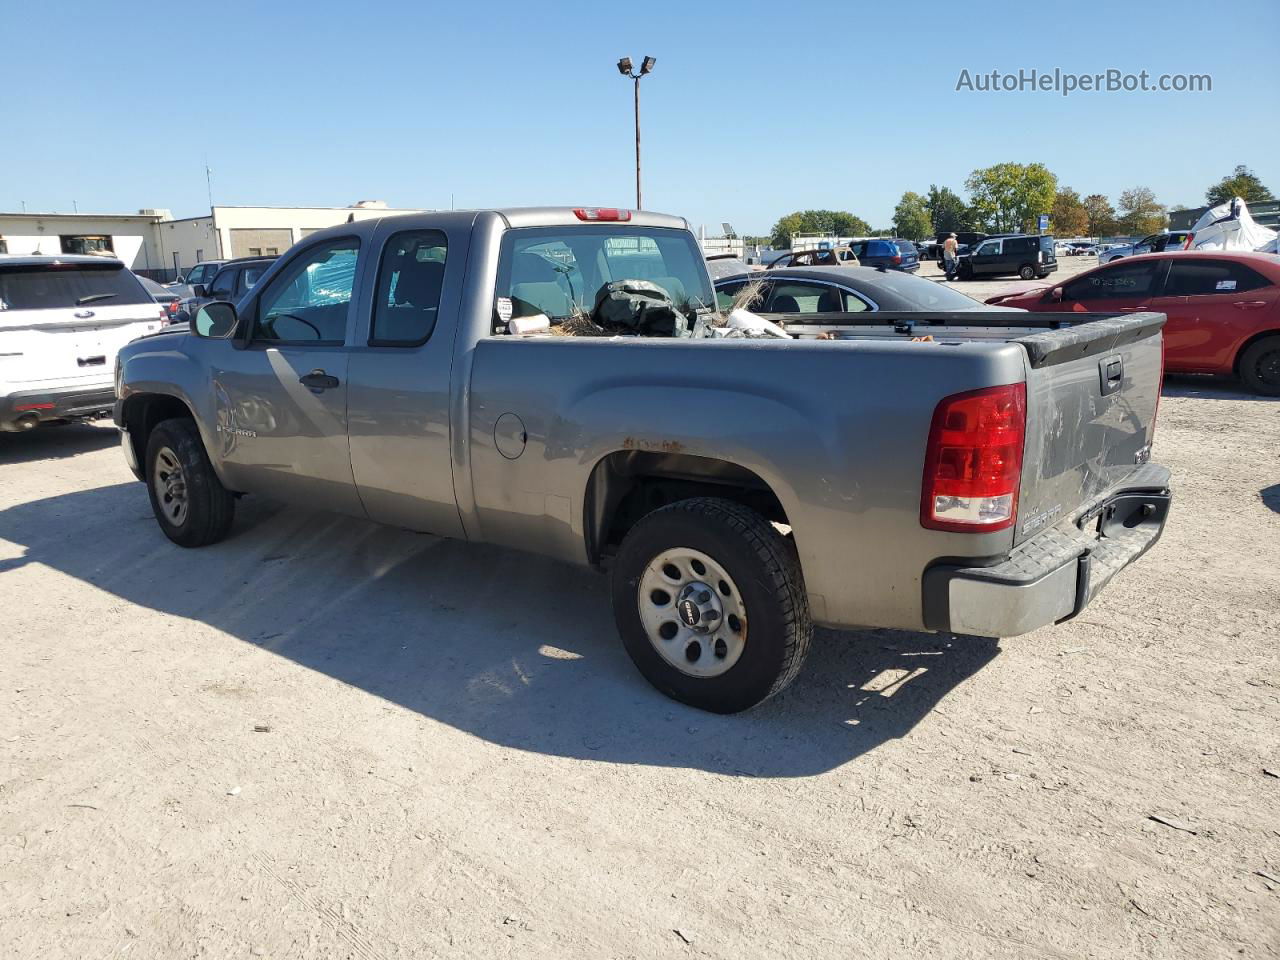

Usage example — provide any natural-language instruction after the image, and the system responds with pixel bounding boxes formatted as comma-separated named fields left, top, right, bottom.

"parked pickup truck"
left=114, top=207, right=1173, bottom=713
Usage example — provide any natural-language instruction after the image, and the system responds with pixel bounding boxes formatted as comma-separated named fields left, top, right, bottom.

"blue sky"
left=3, top=0, right=1276, bottom=235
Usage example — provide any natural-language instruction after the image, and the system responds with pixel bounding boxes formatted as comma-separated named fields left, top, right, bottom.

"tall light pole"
left=617, top=56, right=656, bottom=210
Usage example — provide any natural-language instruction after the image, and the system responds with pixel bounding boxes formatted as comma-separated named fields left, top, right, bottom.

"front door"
left=344, top=224, right=466, bottom=538
left=1059, top=258, right=1167, bottom=315
left=210, top=236, right=365, bottom=517
left=969, top=238, right=1002, bottom=276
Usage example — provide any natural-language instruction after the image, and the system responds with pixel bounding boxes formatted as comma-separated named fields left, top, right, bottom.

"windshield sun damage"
left=496, top=226, right=715, bottom=327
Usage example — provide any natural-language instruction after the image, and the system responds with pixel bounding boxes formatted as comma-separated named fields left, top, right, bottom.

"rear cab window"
left=0, top=262, right=150, bottom=311
left=495, top=225, right=714, bottom=330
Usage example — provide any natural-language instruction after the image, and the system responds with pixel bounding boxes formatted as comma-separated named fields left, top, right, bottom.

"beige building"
left=160, top=202, right=430, bottom=275
left=0, top=202, right=429, bottom=279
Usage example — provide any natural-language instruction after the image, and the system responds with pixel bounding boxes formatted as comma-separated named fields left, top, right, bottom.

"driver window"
left=209, top=268, right=236, bottom=299
left=254, top=239, right=359, bottom=344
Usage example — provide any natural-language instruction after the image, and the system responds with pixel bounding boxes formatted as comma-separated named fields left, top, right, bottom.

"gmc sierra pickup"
left=114, top=207, right=1172, bottom=713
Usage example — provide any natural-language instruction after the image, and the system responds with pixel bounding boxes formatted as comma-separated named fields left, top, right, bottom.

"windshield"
left=0, top=263, right=150, bottom=310
left=859, top=270, right=988, bottom=310
left=496, top=225, right=714, bottom=323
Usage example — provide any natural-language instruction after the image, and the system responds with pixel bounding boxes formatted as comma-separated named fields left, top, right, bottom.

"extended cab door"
left=208, top=236, right=365, bottom=516
left=343, top=224, right=467, bottom=539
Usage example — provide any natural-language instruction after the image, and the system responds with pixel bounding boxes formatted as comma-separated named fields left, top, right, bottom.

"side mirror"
left=1049, top=286, right=1064, bottom=303
left=192, top=301, right=238, bottom=339
left=174, top=275, right=186, bottom=284
left=192, top=284, right=207, bottom=299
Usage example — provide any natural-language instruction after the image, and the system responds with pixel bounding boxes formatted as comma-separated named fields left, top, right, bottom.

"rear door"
left=1155, top=258, right=1278, bottom=372
left=896, top=241, right=920, bottom=270
left=0, top=261, right=163, bottom=390
left=345, top=224, right=466, bottom=538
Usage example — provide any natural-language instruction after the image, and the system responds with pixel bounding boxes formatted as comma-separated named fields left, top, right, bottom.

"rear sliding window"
left=0, top=264, right=150, bottom=310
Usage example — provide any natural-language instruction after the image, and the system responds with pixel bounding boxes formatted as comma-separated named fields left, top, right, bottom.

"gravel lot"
left=2, top=357, right=1277, bottom=957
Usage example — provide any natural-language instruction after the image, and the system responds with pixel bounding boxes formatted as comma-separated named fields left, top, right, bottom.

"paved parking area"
left=1, top=368, right=1277, bottom=958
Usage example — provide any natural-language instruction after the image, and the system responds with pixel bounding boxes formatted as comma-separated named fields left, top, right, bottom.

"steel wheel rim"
left=153, top=446, right=189, bottom=527
left=637, top=547, right=747, bottom=678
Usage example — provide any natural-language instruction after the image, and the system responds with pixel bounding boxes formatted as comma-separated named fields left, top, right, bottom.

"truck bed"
left=470, top=309, right=1166, bottom=630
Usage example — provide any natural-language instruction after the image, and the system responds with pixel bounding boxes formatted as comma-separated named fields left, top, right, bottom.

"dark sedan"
left=714, top=265, right=1025, bottom=314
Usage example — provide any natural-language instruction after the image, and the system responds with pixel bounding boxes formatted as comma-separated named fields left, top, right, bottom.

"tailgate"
left=1013, top=311, right=1165, bottom=546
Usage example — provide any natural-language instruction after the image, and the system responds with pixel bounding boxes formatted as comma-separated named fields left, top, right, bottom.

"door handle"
left=299, top=369, right=340, bottom=390
left=1232, top=300, right=1267, bottom=310
left=1118, top=305, right=1150, bottom=312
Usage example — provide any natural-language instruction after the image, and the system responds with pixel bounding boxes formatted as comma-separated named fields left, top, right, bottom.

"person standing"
left=942, top=233, right=959, bottom=281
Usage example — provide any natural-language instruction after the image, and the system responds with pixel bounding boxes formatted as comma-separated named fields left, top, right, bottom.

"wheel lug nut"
left=699, top=591, right=711, bottom=603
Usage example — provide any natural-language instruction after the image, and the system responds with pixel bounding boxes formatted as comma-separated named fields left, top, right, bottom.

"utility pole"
left=616, top=56, right=656, bottom=210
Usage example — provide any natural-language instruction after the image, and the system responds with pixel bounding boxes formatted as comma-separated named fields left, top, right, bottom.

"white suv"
left=0, top=255, right=164, bottom=432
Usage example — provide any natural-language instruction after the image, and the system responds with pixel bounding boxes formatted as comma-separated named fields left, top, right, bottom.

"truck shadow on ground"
left=0, top=421, right=119, bottom=466
left=0, top=482, right=999, bottom=778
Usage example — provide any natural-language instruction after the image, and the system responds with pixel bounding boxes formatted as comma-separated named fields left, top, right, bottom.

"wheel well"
left=1233, top=329, right=1280, bottom=375
left=584, top=450, right=789, bottom=564
left=121, top=394, right=195, bottom=474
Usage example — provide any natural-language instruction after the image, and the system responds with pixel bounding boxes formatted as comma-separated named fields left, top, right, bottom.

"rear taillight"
left=891, top=254, right=902, bottom=265
left=921, top=383, right=1027, bottom=532
left=573, top=208, right=631, bottom=222
left=1182, top=233, right=1193, bottom=249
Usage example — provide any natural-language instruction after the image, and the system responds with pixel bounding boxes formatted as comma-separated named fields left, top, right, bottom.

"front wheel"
left=611, top=498, right=812, bottom=713
left=1239, top=335, right=1280, bottom=396
left=145, top=418, right=235, bottom=547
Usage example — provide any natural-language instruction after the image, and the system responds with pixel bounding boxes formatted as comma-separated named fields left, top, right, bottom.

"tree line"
left=765, top=164, right=1273, bottom=247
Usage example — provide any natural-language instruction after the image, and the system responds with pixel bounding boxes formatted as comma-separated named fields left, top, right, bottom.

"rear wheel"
left=611, top=498, right=812, bottom=713
left=145, top=418, right=235, bottom=547
left=1239, top=335, right=1280, bottom=396
left=1018, top=264, right=1036, bottom=280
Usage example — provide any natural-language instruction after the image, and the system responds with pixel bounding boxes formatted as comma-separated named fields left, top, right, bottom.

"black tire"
left=1018, top=264, right=1036, bottom=280
left=1239, top=336, right=1280, bottom=396
left=611, top=497, right=812, bottom=713
left=145, top=417, right=235, bottom=547
left=958, top=264, right=973, bottom=280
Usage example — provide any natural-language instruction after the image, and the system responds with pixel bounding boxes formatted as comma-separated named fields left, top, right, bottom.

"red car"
left=986, top=251, right=1280, bottom=395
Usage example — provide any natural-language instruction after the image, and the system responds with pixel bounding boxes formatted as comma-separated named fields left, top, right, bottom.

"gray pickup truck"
left=114, top=207, right=1172, bottom=713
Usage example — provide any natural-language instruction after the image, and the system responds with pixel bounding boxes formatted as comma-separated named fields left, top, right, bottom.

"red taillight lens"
left=573, top=207, right=631, bottom=222
left=921, top=383, right=1027, bottom=532
left=891, top=254, right=902, bottom=264
left=1182, top=233, right=1193, bottom=249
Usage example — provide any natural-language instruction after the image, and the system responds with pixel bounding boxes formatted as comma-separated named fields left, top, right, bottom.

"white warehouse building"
left=0, top=201, right=429, bottom=279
